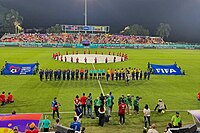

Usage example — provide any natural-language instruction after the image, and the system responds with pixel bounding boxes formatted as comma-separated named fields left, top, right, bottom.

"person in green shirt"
left=41, top=115, right=51, bottom=132
left=126, top=94, right=133, bottom=115
left=134, top=96, right=141, bottom=114
left=94, top=97, right=101, bottom=118
left=98, top=69, right=101, bottom=79
left=106, top=94, right=112, bottom=117
left=102, top=69, right=105, bottom=79
left=171, top=112, right=182, bottom=128
left=93, top=69, right=97, bottom=79
left=89, top=69, right=93, bottom=80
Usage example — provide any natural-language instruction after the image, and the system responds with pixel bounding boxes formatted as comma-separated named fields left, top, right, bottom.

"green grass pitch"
left=0, top=47, right=200, bottom=133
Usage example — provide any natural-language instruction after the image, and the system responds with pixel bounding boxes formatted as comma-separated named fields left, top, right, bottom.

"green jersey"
left=171, top=115, right=182, bottom=127
left=106, top=97, right=112, bottom=107
left=89, top=70, right=93, bottom=74
left=94, top=99, right=101, bottom=106
left=98, top=69, right=101, bottom=74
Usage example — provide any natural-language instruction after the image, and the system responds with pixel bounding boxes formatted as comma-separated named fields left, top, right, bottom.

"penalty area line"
left=92, top=63, right=105, bottom=96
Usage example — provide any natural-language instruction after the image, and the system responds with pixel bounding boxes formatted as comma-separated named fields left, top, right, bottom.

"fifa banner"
left=3, top=63, right=37, bottom=75
left=151, top=64, right=182, bottom=75
left=0, top=114, right=42, bottom=132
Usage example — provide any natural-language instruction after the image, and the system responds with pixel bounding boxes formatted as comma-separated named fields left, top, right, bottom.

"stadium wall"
left=0, top=42, right=200, bottom=49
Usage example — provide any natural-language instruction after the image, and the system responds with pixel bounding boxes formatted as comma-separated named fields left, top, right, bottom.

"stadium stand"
left=0, top=33, right=165, bottom=44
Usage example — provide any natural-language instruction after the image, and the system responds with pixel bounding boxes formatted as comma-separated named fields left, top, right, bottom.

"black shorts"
left=90, top=73, right=92, bottom=76
left=102, top=73, right=105, bottom=76
left=94, top=73, right=97, bottom=76
left=98, top=73, right=101, bottom=76
left=134, top=106, right=139, bottom=112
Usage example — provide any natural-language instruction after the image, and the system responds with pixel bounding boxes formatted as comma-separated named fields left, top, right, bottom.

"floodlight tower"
left=84, top=0, right=87, bottom=33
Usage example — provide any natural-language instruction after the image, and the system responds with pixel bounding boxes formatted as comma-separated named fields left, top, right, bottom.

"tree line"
left=0, top=3, right=171, bottom=39
left=120, top=23, right=171, bottom=39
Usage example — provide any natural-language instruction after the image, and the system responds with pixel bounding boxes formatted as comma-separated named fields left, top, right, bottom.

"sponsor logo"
left=9, top=66, right=20, bottom=73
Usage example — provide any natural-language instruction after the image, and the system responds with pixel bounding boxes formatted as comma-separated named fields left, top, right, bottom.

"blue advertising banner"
left=3, top=63, right=36, bottom=75
left=151, top=64, right=182, bottom=75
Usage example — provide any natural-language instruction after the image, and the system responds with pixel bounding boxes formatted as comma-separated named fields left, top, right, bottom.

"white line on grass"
left=92, top=63, right=105, bottom=96
left=0, top=110, right=191, bottom=115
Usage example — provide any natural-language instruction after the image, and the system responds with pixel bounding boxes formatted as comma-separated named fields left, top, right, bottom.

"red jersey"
left=0, top=94, right=6, bottom=102
left=80, top=96, right=87, bottom=105
left=198, top=92, right=200, bottom=100
left=119, top=103, right=126, bottom=115
left=8, top=94, right=13, bottom=102
left=26, top=129, right=39, bottom=133
left=74, top=98, right=80, bottom=105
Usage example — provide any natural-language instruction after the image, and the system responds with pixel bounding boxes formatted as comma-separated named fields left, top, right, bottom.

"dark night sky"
left=1, top=0, right=200, bottom=42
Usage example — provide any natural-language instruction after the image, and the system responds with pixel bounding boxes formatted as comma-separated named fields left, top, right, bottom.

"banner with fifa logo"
left=3, top=63, right=37, bottom=75
left=151, top=64, right=182, bottom=75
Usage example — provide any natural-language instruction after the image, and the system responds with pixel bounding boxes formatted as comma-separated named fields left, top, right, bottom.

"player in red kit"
left=71, top=57, right=73, bottom=63
left=101, top=52, right=104, bottom=55
left=108, top=51, right=111, bottom=55
left=84, top=57, right=87, bottom=64
left=121, top=57, right=124, bottom=62
left=76, top=57, right=79, bottom=63
left=114, top=57, right=116, bottom=63
left=105, top=57, right=108, bottom=63
left=7, top=92, right=14, bottom=103
left=66, top=51, right=68, bottom=55
left=0, top=91, right=6, bottom=106
left=88, top=50, right=90, bottom=54
left=84, top=50, right=86, bottom=54
left=119, top=100, right=126, bottom=125
left=95, top=51, right=97, bottom=54
left=94, top=57, right=97, bottom=63
left=76, top=51, right=78, bottom=54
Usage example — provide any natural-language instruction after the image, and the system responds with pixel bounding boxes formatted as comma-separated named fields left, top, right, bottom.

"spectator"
left=74, top=95, right=81, bottom=109
left=143, top=104, right=151, bottom=130
left=80, top=93, right=87, bottom=116
left=75, top=105, right=83, bottom=122
left=98, top=106, right=106, bottom=127
left=147, top=123, right=158, bottom=133
left=118, top=99, right=126, bottom=125
left=40, top=115, right=51, bottom=132
left=13, top=126, right=19, bottom=133
left=25, top=122, right=39, bottom=133
left=70, top=117, right=81, bottom=133
left=86, top=96, right=92, bottom=118
left=171, top=112, right=182, bottom=128
left=154, top=99, right=167, bottom=113
left=94, top=97, right=101, bottom=118
left=105, top=94, right=112, bottom=117
left=51, top=97, right=60, bottom=119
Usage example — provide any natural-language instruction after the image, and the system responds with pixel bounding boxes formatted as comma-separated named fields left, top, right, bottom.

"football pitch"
left=0, top=47, right=200, bottom=133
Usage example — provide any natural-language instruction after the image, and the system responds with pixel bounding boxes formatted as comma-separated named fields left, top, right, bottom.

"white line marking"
left=0, top=110, right=192, bottom=115
left=92, top=63, right=105, bottom=96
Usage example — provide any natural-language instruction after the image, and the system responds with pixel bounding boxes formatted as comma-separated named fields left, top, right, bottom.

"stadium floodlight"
left=84, top=0, right=87, bottom=33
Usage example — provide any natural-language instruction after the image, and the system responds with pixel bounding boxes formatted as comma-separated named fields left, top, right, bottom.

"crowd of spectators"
left=0, top=33, right=165, bottom=44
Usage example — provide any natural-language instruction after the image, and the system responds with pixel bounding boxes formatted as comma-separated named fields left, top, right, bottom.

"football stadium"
left=0, top=0, right=200, bottom=133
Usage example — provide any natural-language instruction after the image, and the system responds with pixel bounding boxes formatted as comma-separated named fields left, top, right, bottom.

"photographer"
left=51, top=97, right=60, bottom=119
left=134, top=96, right=142, bottom=114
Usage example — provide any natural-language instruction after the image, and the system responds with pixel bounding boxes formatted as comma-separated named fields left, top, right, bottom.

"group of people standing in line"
left=38, top=67, right=151, bottom=82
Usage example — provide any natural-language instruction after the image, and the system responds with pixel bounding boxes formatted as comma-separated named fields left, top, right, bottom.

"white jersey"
left=143, top=108, right=151, bottom=117
left=158, top=101, right=165, bottom=109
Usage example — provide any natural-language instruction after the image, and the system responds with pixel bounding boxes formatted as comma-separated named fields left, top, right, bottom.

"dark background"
left=1, top=0, right=200, bottom=42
